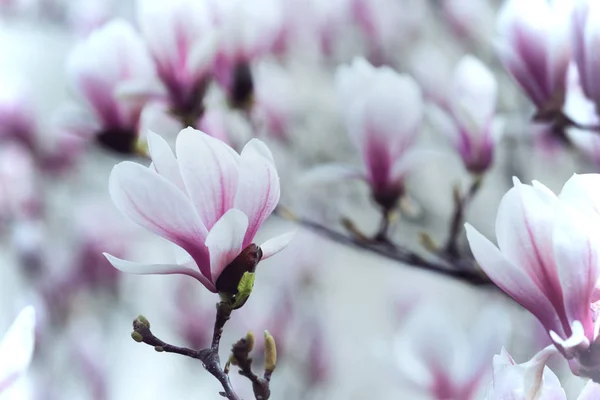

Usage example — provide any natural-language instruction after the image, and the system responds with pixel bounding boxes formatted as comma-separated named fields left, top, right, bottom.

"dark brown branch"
left=132, top=304, right=240, bottom=400
left=274, top=207, right=491, bottom=286
left=442, top=176, right=482, bottom=259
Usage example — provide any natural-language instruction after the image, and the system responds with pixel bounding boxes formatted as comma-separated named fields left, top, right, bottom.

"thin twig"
left=274, top=207, right=490, bottom=286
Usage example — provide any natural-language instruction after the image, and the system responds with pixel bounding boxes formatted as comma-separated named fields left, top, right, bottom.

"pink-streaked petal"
left=108, top=161, right=209, bottom=269
left=577, top=380, right=600, bottom=400
left=465, top=224, right=560, bottom=333
left=234, top=139, right=280, bottom=246
left=495, top=181, right=563, bottom=309
left=205, top=209, right=249, bottom=284
left=260, top=231, right=296, bottom=260
left=147, top=130, right=185, bottom=190
left=0, top=306, right=35, bottom=392
left=552, top=203, right=600, bottom=336
left=176, top=127, right=241, bottom=229
left=103, top=253, right=216, bottom=292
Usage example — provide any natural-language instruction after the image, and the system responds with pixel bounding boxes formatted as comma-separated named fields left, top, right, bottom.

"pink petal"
left=465, top=224, right=560, bottom=333
left=103, top=253, right=216, bottom=292
left=146, top=130, right=185, bottom=190
left=560, top=174, right=600, bottom=216
left=549, top=321, right=588, bottom=357
left=205, top=209, right=249, bottom=283
left=552, top=203, right=600, bottom=336
left=234, top=139, right=280, bottom=245
left=260, top=231, right=296, bottom=260
left=176, top=127, right=240, bottom=229
left=0, top=306, right=35, bottom=393
left=109, top=161, right=209, bottom=271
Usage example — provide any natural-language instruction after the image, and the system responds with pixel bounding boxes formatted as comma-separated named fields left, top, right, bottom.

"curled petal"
left=146, top=130, right=185, bottom=190
left=103, top=253, right=216, bottom=292
left=260, top=231, right=296, bottom=260
left=550, top=321, right=589, bottom=358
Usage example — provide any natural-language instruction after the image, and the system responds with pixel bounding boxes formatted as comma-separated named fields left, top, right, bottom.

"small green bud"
left=264, top=331, right=277, bottom=374
left=245, top=332, right=255, bottom=352
left=136, top=315, right=150, bottom=328
left=131, top=332, right=143, bottom=343
left=154, top=346, right=164, bottom=352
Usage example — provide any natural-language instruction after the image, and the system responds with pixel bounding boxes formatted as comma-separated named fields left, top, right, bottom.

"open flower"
left=104, top=128, right=294, bottom=293
left=66, top=19, right=161, bottom=154
left=333, top=57, right=424, bottom=211
left=0, top=306, right=36, bottom=395
left=496, top=0, right=571, bottom=116
left=429, top=55, right=502, bottom=174
left=466, top=174, right=600, bottom=381
left=572, top=0, right=600, bottom=108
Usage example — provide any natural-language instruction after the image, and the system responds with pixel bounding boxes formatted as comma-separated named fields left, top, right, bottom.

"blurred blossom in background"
left=4, top=0, right=600, bottom=399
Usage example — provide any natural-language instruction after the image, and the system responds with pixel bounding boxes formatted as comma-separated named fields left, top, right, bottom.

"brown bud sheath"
left=216, top=244, right=262, bottom=293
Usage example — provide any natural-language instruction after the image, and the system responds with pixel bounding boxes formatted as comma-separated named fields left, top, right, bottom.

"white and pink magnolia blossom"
left=137, top=0, right=217, bottom=116
left=66, top=19, right=161, bottom=153
left=394, top=303, right=506, bottom=399
left=103, top=128, right=294, bottom=293
left=0, top=306, right=36, bottom=395
left=572, top=0, right=600, bottom=107
left=466, top=174, right=600, bottom=381
left=496, top=0, right=572, bottom=113
left=334, top=57, right=424, bottom=210
left=486, top=347, right=600, bottom=400
left=0, top=143, right=40, bottom=221
left=0, top=75, right=37, bottom=149
left=429, top=55, right=503, bottom=173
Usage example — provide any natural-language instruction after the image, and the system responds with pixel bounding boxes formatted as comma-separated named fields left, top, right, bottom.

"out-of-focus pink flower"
left=0, top=143, right=40, bottom=221
left=66, top=19, right=162, bottom=154
left=0, top=306, right=36, bottom=394
left=441, top=0, right=495, bottom=42
left=333, top=58, right=424, bottom=210
left=137, top=0, right=217, bottom=120
left=0, top=75, right=37, bottom=150
left=485, top=347, right=566, bottom=400
left=429, top=55, right=503, bottom=173
left=104, top=128, right=294, bottom=293
left=251, top=62, right=298, bottom=140
left=572, top=0, right=600, bottom=108
left=394, top=303, right=505, bottom=399
left=211, top=0, right=282, bottom=107
left=198, top=108, right=236, bottom=145
left=496, top=0, right=571, bottom=115
left=66, top=0, right=112, bottom=37
left=564, top=65, right=600, bottom=167
left=466, top=174, right=600, bottom=381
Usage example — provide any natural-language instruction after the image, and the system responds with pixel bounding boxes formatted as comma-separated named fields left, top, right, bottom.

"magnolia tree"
left=5, top=0, right=600, bottom=398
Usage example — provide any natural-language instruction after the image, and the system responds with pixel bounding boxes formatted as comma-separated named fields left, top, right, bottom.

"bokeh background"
left=0, top=0, right=594, bottom=398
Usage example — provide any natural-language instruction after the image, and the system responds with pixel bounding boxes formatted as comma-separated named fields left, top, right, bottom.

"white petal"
left=176, top=127, right=241, bottom=229
left=109, top=161, right=210, bottom=272
left=234, top=139, right=280, bottom=245
left=259, top=231, right=296, bottom=259
left=205, top=209, right=249, bottom=283
left=577, top=380, right=600, bottom=400
left=146, top=130, right=185, bottom=190
left=103, top=253, right=216, bottom=292
left=560, top=174, right=600, bottom=216
left=0, top=306, right=35, bottom=392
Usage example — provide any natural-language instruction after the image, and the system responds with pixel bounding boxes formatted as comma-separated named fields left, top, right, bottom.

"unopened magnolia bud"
left=137, top=315, right=150, bottom=328
left=264, top=331, right=277, bottom=374
left=131, top=331, right=143, bottom=343
left=245, top=332, right=255, bottom=352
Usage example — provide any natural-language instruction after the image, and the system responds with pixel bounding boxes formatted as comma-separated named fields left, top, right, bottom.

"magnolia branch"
left=131, top=303, right=240, bottom=400
left=275, top=207, right=491, bottom=286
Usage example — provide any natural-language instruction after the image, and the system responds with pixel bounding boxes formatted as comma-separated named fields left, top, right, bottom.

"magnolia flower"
left=486, top=347, right=600, bottom=400
left=0, top=143, right=40, bottom=221
left=496, top=0, right=571, bottom=115
left=66, top=19, right=161, bottom=154
left=394, top=303, right=506, bottom=399
left=104, top=128, right=294, bottom=293
left=0, top=75, right=37, bottom=150
left=429, top=55, right=502, bottom=173
left=466, top=174, right=600, bottom=381
left=564, top=65, right=600, bottom=166
left=0, top=306, right=36, bottom=394
left=572, top=0, right=600, bottom=108
left=333, top=57, right=424, bottom=211
left=137, top=0, right=217, bottom=120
